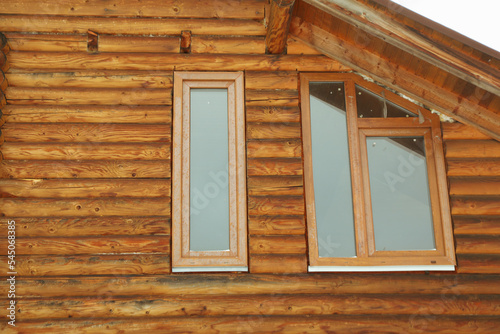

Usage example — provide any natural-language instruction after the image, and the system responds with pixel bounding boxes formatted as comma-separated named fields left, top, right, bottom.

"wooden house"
left=1, top=0, right=499, bottom=332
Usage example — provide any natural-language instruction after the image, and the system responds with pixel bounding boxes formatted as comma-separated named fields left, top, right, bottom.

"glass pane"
left=309, top=82, right=357, bottom=258
left=366, top=136, right=436, bottom=251
left=190, top=89, right=230, bottom=251
left=356, top=85, right=416, bottom=118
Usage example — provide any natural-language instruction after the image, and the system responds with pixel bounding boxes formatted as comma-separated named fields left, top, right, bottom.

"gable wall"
left=0, top=0, right=499, bottom=332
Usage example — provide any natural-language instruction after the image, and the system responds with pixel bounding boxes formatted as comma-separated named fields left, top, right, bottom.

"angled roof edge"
left=292, top=0, right=500, bottom=141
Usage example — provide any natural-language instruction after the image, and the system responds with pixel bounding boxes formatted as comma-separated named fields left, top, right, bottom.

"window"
left=172, top=72, right=247, bottom=272
left=301, top=73, right=455, bottom=271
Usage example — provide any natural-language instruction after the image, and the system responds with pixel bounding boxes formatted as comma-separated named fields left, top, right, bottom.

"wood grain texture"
left=191, top=36, right=265, bottom=54
left=453, top=217, right=500, bottom=235
left=0, top=0, right=266, bottom=19
left=2, top=123, right=171, bottom=142
left=245, top=71, right=298, bottom=90
left=0, top=198, right=170, bottom=217
left=247, top=176, right=303, bottom=196
left=449, top=178, right=500, bottom=196
left=457, top=255, right=500, bottom=274
left=247, top=140, right=302, bottom=158
left=456, top=235, right=500, bottom=255
left=246, top=106, right=300, bottom=123
left=266, top=0, right=296, bottom=54
left=249, top=235, right=306, bottom=254
left=1, top=143, right=169, bottom=160
left=0, top=160, right=170, bottom=179
left=248, top=216, right=305, bottom=235
left=442, top=122, right=492, bottom=140
left=0, top=236, right=170, bottom=255
left=7, top=274, right=500, bottom=297
left=2, top=316, right=500, bottom=333
left=246, top=122, right=301, bottom=139
left=0, top=254, right=171, bottom=276
left=9, top=52, right=348, bottom=72
left=0, top=217, right=169, bottom=237
left=447, top=159, right=500, bottom=177
left=2, top=105, right=171, bottom=123
left=247, top=158, right=303, bottom=176
left=446, top=140, right=500, bottom=158
left=248, top=196, right=304, bottom=216
left=6, top=71, right=173, bottom=88
left=246, top=89, right=298, bottom=106
left=451, top=197, right=500, bottom=216
left=6, top=87, right=171, bottom=105
left=250, top=254, right=307, bottom=273
left=0, top=15, right=266, bottom=36
left=0, top=179, right=170, bottom=198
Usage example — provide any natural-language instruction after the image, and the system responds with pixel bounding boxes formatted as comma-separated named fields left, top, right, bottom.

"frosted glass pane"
left=190, top=89, right=230, bottom=251
left=366, top=137, right=435, bottom=251
left=309, top=82, right=356, bottom=258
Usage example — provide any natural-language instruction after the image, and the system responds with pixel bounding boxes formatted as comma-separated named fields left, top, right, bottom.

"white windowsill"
left=172, top=266, right=248, bottom=273
left=308, top=265, right=455, bottom=272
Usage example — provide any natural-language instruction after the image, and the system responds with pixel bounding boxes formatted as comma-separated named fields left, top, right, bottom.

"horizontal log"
left=457, top=255, right=500, bottom=274
left=0, top=236, right=169, bottom=255
left=0, top=179, right=170, bottom=198
left=2, top=316, right=500, bottom=334
left=445, top=140, right=500, bottom=158
left=6, top=70, right=173, bottom=88
left=250, top=254, right=307, bottom=273
left=1, top=143, right=170, bottom=160
left=247, top=175, right=303, bottom=196
left=2, top=123, right=171, bottom=143
left=453, top=217, right=500, bottom=235
left=99, top=35, right=179, bottom=53
left=5, top=33, right=86, bottom=52
left=13, top=293, right=500, bottom=321
left=0, top=217, right=169, bottom=237
left=0, top=160, right=170, bottom=179
left=248, top=216, right=305, bottom=235
left=456, top=235, right=500, bottom=255
left=247, top=140, right=302, bottom=158
left=0, top=254, right=170, bottom=276
left=0, top=0, right=265, bottom=19
left=246, top=122, right=301, bottom=139
left=248, top=196, right=304, bottom=216
left=250, top=235, right=306, bottom=254
left=245, top=71, right=298, bottom=90
left=2, top=105, right=171, bottom=123
left=451, top=197, right=500, bottom=216
left=0, top=16, right=266, bottom=36
left=7, top=274, right=500, bottom=298
left=447, top=159, right=500, bottom=177
left=191, top=36, right=265, bottom=54
left=9, top=52, right=348, bottom=72
left=245, top=89, right=298, bottom=106
left=0, top=197, right=170, bottom=217
left=246, top=105, right=300, bottom=123
left=247, top=158, right=303, bottom=176
left=449, top=178, right=500, bottom=196
left=6, top=87, right=171, bottom=105
left=442, top=122, right=492, bottom=140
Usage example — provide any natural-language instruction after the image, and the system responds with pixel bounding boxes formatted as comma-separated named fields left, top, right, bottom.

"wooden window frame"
left=301, top=73, right=456, bottom=272
left=172, top=72, right=247, bottom=272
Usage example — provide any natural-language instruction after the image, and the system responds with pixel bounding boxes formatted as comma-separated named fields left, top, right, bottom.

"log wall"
left=0, top=0, right=499, bottom=332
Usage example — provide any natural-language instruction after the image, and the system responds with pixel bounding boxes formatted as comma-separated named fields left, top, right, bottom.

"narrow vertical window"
left=172, top=72, right=247, bottom=272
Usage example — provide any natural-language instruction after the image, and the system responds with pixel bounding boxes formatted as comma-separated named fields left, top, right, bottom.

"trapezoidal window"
left=301, top=73, right=456, bottom=272
left=172, top=72, right=247, bottom=272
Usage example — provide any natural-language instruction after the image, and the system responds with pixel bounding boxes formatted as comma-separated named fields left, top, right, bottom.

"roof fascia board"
left=302, top=0, right=500, bottom=97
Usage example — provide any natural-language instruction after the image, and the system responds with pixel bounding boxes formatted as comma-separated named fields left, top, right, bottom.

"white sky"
left=391, top=0, right=500, bottom=52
